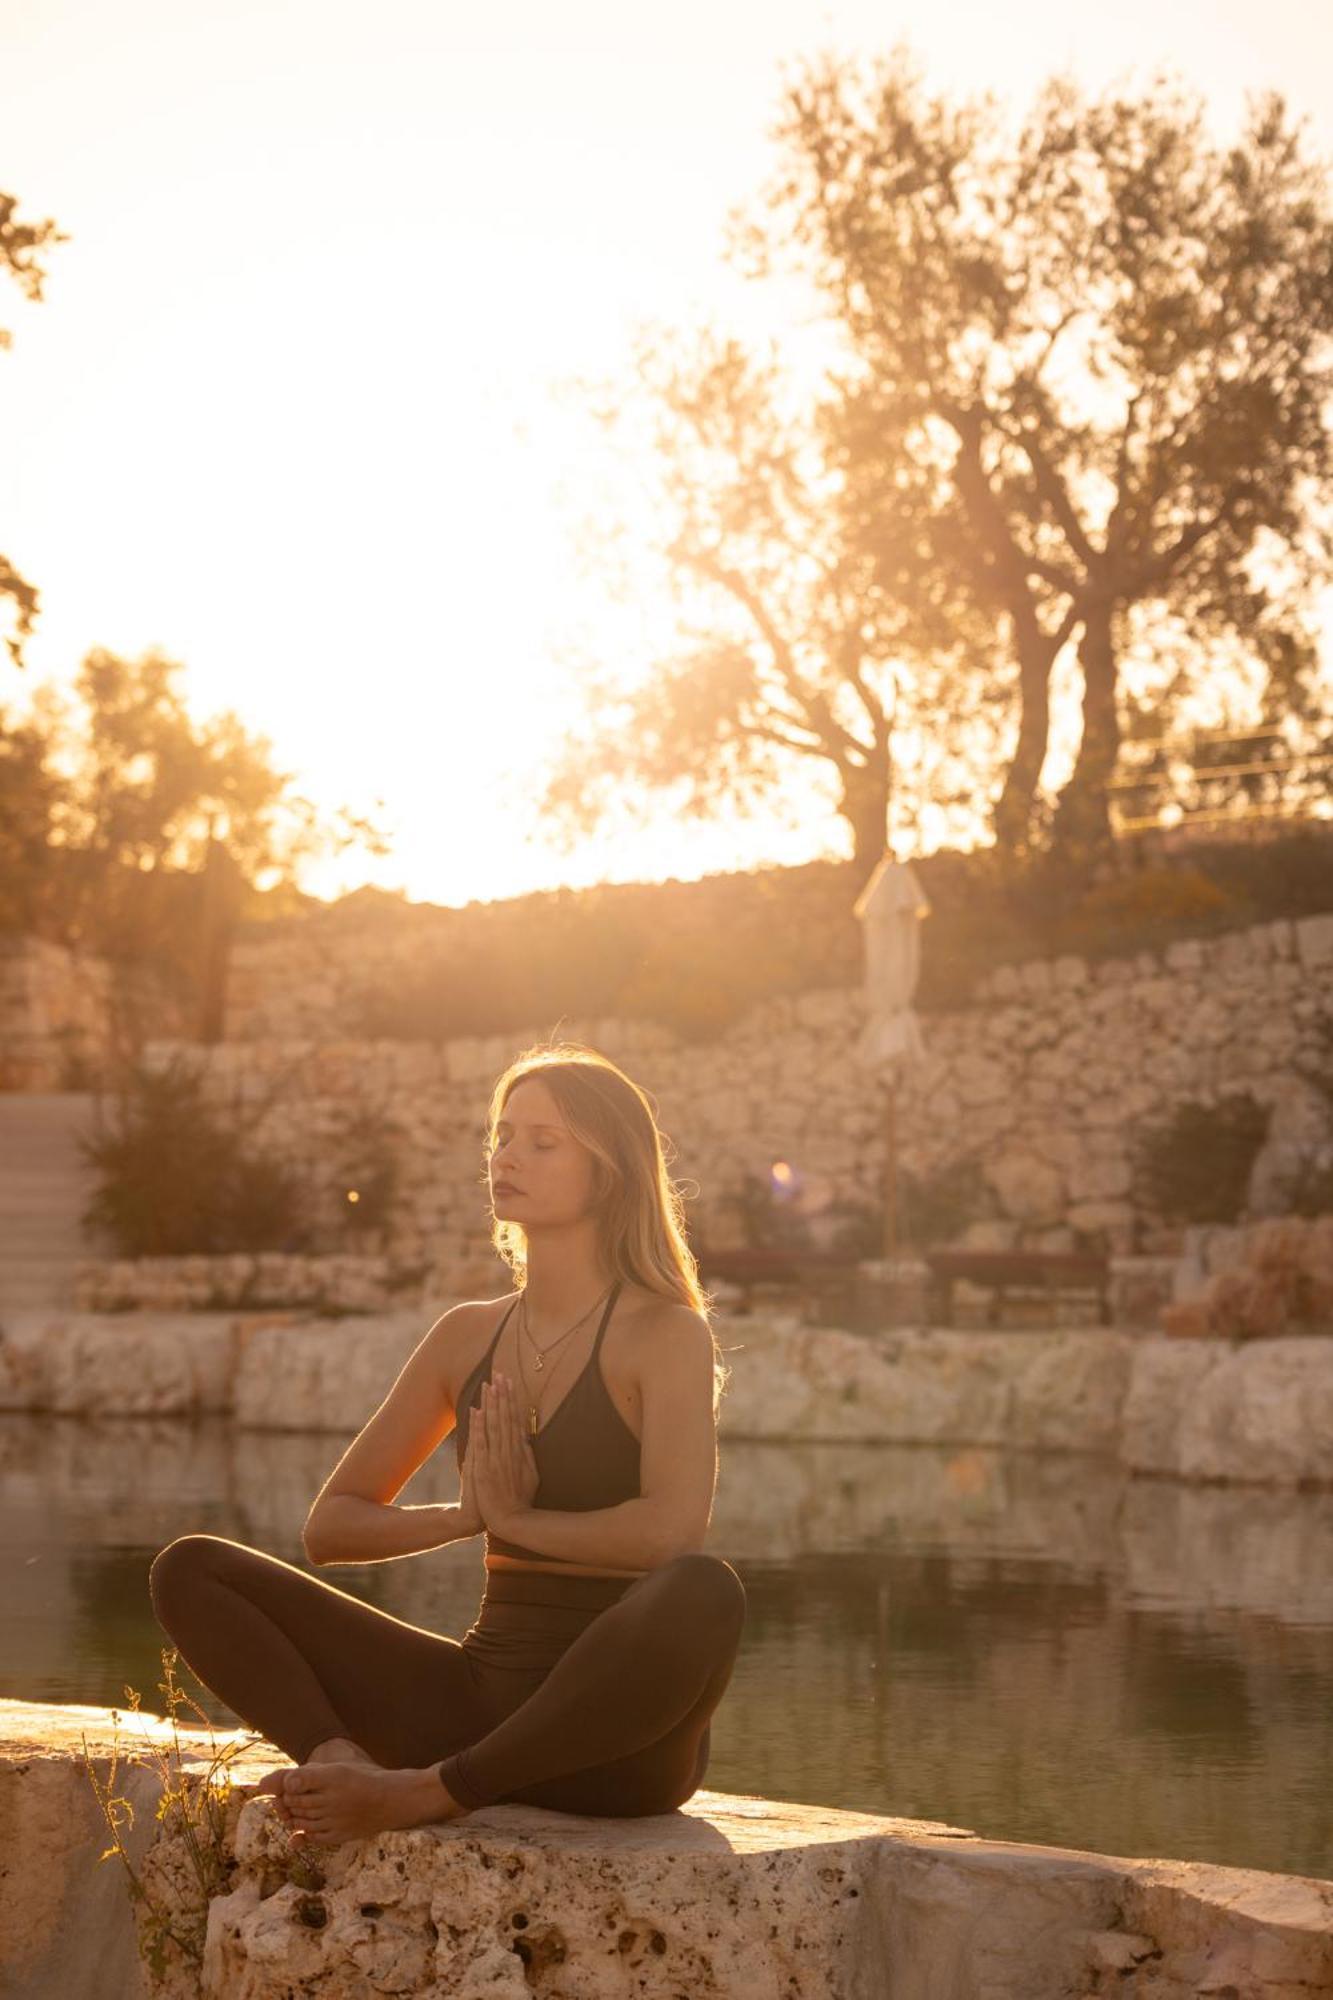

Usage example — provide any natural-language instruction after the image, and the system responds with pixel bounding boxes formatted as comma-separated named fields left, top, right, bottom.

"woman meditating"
left=149, top=1044, right=746, bottom=1845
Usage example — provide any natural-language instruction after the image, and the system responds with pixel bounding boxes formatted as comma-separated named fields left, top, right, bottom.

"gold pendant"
left=527, top=1407, right=539, bottom=1437
left=534, top=1353, right=544, bottom=1369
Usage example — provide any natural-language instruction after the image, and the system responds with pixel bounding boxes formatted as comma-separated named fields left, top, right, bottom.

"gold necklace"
left=514, top=1283, right=613, bottom=1438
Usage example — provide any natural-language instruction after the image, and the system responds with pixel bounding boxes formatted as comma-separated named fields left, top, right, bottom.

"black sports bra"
left=453, top=1280, right=641, bottom=1563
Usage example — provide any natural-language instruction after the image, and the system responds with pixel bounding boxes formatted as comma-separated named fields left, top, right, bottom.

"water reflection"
left=1, top=1414, right=1329, bottom=1883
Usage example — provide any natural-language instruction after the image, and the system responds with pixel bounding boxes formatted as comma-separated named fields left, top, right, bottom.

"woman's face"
left=488, top=1077, right=599, bottom=1228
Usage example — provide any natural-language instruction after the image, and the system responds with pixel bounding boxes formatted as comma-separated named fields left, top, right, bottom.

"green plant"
left=1133, top=1092, right=1273, bottom=1226
left=79, top=1649, right=289, bottom=1985
left=80, top=1050, right=311, bottom=1256
left=897, top=1156, right=990, bottom=1249
left=326, top=1101, right=403, bottom=1238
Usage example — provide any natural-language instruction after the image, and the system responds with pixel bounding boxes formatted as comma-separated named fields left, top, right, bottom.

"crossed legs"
left=148, top=1536, right=746, bottom=1831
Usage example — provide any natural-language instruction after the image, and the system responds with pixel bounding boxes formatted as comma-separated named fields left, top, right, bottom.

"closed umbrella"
left=853, top=855, right=931, bottom=1258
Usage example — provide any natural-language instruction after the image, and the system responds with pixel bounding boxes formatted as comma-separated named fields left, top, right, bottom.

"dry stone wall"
left=0, top=933, right=190, bottom=1089
left=0, top=936, right=115, bottom=1090
left=126, top=912, right=1333, bottom=1273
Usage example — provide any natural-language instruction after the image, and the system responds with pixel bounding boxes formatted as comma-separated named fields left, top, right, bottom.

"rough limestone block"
left=1177, top=1336, right=1333, bottom=1486
left=719, top=1325, right=1024, bottom=1447
left=0, top=1699, right=273, bottom=2000
left=3, top=1700, right=1333, bottom=2000
left=1007, top=1332, right=1132, bottom=1452
left=1120, top=1338, right=1228, bottom=1475
left=203, top=1788, right=941, bottom=1999
left=1294, top=912, right=1333, bottom=969
left=233, top=1311, right=424, bottom=1431
left=7, top=1312, right=240, bottom=1416
left=0, top=1311, right=53, bottom=1409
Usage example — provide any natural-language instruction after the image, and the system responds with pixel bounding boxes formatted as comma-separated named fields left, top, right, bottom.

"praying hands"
left=464, top=1371, right=540, bottom=1540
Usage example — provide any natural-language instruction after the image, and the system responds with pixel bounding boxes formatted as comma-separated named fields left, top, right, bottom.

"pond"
left=2, top=1411, right=1330, bottom=1884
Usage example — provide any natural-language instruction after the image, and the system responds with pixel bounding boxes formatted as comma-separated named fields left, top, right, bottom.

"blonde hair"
left=483, top=1041, right=730, bottom=1408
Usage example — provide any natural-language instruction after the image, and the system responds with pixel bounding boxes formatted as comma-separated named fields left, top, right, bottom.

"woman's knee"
left=148, top=1533, right=233, bottom=1613
left=647, top=1552, right=747, bottom=1635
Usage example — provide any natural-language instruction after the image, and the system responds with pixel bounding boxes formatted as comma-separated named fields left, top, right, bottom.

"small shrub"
left=1133, top=1092, right=1272, bottom=1227
left=898, top=1156, right=990, bottom=1249
left=80, top=1051, right=311, bottom=1256
left=1163, top=1215, right=1333, bottom=1338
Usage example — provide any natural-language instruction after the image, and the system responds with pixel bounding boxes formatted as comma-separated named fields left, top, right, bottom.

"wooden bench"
left=924, top=1249, right=1112, bottom=1328
left=695, top=1246, right=1113, bottom=1329
left=693, top=1246, right=863, bottom=1315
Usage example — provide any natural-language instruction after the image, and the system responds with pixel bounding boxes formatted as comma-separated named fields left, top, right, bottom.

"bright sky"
left=2, top=0, right=1331, bottom=907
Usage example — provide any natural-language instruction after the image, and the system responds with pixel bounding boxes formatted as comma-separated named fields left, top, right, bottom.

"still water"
left=1, top=1411, right=1329, bottom=1884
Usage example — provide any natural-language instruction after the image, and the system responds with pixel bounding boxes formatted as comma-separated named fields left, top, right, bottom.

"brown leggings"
left=148, top=1536, right=746, bottom=1815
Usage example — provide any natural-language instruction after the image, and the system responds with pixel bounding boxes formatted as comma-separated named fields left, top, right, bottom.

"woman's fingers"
left=492, top=1375, right=536, bottom=1505
left=494, top=1375, right=522, bottom=1477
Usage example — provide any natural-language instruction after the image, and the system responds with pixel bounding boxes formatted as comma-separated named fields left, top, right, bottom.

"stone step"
left=0, top=1098, right=109, bottom=1308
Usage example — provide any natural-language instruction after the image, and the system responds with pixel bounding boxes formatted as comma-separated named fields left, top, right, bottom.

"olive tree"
left=734, top=54, right=1333, bottom=853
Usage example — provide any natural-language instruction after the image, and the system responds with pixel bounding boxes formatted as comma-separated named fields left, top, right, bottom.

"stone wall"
left=127, top=912, right=1333, bottom=1266
left=0, top=937, right=114, bottom=1090
left=3, top=1310, right=1330, bottom=1489
left=0, top=934, right=191, bottom=1091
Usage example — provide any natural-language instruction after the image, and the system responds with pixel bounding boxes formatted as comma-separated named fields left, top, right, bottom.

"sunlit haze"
left=3, top=0, right=1331, bottom=905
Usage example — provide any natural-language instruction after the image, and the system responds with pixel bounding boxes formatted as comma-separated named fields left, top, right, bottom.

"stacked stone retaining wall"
left=123, top=913, right=1333, bottom=1267
left=2, top=1310, right=1330, bottom=1489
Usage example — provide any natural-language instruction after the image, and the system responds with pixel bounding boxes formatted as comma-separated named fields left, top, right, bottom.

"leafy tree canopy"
left=733, top=52, right=1333, bottom=853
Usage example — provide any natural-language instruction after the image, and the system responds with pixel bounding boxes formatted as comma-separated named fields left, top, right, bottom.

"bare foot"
left=253, top=1738, right=382, bottom=1836
left=254, top=1762, right=468, bottom=1845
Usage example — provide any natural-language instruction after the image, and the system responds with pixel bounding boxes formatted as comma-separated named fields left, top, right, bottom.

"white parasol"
left=853, top=854, right=931, bottom=1258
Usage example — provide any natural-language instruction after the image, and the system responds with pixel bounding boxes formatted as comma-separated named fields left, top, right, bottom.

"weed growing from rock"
left=79, top=1647, right=275, bottom=1989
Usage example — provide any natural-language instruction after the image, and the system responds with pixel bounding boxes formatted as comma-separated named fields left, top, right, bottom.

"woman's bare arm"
left=487, top=1305, right=717, bottom=1569
left=302, top=1303, right=481, bottom=1566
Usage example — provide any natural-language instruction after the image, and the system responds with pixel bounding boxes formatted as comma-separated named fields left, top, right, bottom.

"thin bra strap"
left=480, top=1295, right=521, bottom=1381
left=591, top=1278, right=624, bottom=1355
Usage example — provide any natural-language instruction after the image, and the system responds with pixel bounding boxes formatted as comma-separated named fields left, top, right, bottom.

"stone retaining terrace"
left=1, top=1309, right=1330, bottom=1487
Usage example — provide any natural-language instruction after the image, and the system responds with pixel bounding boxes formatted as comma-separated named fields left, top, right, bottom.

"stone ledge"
left=3, top=1311, right=1333, bottom=1487
left=2, top=1701, right=1330, bottom=1999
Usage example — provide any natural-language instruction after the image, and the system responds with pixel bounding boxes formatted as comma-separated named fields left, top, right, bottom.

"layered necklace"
left=514, top=1281, right=614, bottom=1439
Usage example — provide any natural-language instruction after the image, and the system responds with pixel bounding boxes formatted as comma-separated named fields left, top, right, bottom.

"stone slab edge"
left=1, top=1703, right=1329, bottom=2000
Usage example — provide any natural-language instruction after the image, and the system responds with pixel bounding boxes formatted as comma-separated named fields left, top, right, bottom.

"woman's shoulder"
left=616, top=1285, right=714, bottom=1356
left=426, top=1293, right=520, bottom=1395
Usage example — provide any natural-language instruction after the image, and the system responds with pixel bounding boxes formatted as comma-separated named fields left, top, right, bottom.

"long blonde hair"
left=483, top=1041, right=730, bottom=1407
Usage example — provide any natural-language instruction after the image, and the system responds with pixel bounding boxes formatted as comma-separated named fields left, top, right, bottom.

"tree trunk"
left=842, top=757, right=892, bottom=890
left=194, top=836, right=246, bottom=1042
left=992, top=608, right=1055, bottom=854
left=1053, top=601, right=1120, bottom=859
left=945, top=415, right=1062, bottom=857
